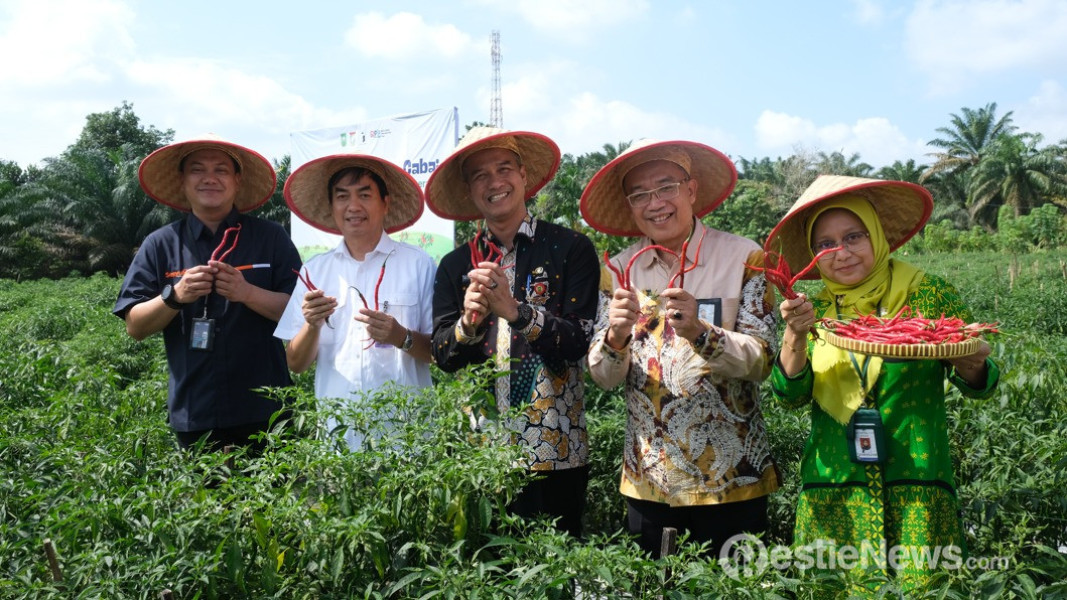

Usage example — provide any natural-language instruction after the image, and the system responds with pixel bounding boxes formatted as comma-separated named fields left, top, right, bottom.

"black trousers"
left=509, top=465, right=590, bottom=538
left=174, top=420, right=274, bottom=455
left=627, top=495, right=769, bottom=558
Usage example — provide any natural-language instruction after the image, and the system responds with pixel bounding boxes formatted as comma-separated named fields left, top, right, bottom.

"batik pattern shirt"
left=432, top=214, right=600, bottom=471
left=587, top=222, right=781, bottom=506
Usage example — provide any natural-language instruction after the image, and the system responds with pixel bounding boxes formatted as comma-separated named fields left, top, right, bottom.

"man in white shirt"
left=274, top=154, right=436, bottom=450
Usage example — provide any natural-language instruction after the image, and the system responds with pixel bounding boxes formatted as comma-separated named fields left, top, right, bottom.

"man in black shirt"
left=426, top=127, right=600, bottom=537
left=114, top=134, right=301, bottom=453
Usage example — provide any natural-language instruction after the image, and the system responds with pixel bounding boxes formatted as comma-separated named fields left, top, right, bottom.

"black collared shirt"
left=114, top=208, right=302, bottom=431
left=432, top=214, right=600, bottom=469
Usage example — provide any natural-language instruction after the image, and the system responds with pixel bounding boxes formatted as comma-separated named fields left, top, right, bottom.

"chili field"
left=1, top=251, right=1066, bottom=599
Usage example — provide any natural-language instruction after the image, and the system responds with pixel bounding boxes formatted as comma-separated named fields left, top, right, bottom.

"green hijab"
left=806, top=196, right=925, bottom=424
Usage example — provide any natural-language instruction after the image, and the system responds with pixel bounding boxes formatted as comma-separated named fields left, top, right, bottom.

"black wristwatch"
left=692, top=324, right=710, bottom=349
left=508, top=303, right=534, bottom=331
left=161, top=284, right=185, bottom=310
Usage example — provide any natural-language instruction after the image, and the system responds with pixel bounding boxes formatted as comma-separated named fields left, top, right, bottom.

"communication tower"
left=490, top=30, right=503, bottom=127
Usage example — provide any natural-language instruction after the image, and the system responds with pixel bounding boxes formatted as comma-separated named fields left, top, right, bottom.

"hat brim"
left=764, top=176, right=934, bottom=280
left=283, top=154, right=424, bottom=235
left=138, top=136, right=276, bottom=213
left=579, top=140, right=737, bottom=236
left=425, top=129, right=561, bottom=221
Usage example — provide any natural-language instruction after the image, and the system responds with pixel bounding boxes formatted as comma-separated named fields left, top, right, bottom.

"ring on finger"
left=489, top=280, right=498, bottom=290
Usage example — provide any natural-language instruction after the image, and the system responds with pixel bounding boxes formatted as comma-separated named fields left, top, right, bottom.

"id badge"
left=847, top=407, right=886, bottom=463
left=190, top=317, right=215, bottom=351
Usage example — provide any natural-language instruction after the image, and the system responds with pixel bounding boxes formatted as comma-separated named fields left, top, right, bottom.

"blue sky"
left=3, top=0, right=1067, bottom=171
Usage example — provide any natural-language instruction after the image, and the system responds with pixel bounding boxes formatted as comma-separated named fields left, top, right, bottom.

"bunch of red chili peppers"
left=465, top=230, right=507, bottom=326
left=746, top=246, right=842, bottom=300
left=604, top=227, right=707, bottom=292
left=739, top=246, right=842, bottom=339
left=820, top=306, right=999, bottom=344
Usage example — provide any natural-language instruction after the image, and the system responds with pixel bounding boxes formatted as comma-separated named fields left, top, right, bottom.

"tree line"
left=3, top=101, right=1066, bottom=281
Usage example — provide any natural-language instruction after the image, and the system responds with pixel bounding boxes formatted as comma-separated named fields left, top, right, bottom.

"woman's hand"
left=780, top=293, right=815, bottom=336
left=947, top=339, right=991, bottom=387
left=778, top=293, right=813, bottom=376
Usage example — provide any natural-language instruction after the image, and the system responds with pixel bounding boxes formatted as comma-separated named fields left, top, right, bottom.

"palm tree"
left=536, top=153, right=586, bottom=230
left=17, top=145, right=176, bottom=276
left=736, top=152, right=818, bottom=212
left=537, top=142, right=633, bottom=254
left=814, top=150, right=873, bottom=177
left=921, top=102, right=1016, bottom=182
left=876, top=159, right=927, bottom=183
left=968, top=132, right=1067, bottom=228
left=256, top=154, right=292, bottom=232
left=736, top=156, right=780, bottom=183
left=920, top=171, right=970, bottom=230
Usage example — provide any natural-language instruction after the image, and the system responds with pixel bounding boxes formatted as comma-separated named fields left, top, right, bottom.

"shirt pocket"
left=380, top=293, right=420, bottom=329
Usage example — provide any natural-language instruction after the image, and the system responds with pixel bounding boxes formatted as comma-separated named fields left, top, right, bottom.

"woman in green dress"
left=765, top=175, right=1000, bottom=592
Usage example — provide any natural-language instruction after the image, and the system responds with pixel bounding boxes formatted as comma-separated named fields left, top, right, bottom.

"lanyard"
left=839, top=302, right=880, bottom=408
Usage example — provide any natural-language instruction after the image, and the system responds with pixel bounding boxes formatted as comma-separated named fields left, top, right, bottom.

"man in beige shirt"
left=579, top=139, right=781, bottom=557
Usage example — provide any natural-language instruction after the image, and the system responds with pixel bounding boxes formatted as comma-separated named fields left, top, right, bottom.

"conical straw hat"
left=284, top=154, right=424, bottom=234
left=764, top=175, right=933, bottom=279
left=138, top=133, right=276, bottom=213
left=579, top=139, right=737, bottom=236
left=424, top=126, right=560, bottom=221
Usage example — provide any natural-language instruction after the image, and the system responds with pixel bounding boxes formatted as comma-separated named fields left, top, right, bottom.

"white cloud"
left=755, top=111, right=818, bottom=149
left=344, top=12, right=477, bottom=60
left=906, top=0, right=1067, bottom=93
left=0, top=0, right=135, bottom=85
left=516, top=90, right=736, bottom=158
left=122, top=58, right=371, bottom=161
left=486, top=59, right=737, bottom=157
left=755, top=110, right=926, bottom=167
left=1016, top=80, right=1067, bottom=144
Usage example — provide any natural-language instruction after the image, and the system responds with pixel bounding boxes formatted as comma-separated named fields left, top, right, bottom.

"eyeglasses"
left=812, top=231, right=870, bottom=255
left=625, top=178, right=689, bottom=208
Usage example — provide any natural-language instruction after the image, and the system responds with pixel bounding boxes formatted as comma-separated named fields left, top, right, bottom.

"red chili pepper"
left=748, top=246, right=842, bottom=300
left=819, top=306, right=999, bottom=345
left=745, top=246, right=842, bottom=341
left=619, top=244, right=678, bottom=291
left=604, top=241, right=695, bottom=294
left=293, top=267, right=333, bottom=329
left=347, top=283, right=375, bottom=349
left=604, top=250, right=626, bottom=288
left=293, top=267, right=317, bottom=291
left=668, top=226, right=709, bottom=289
left=210, top=223, right=242, bottom=263
left=349, top=285, right=369, bottom=310
left=373, top=250, right=395, bottom=311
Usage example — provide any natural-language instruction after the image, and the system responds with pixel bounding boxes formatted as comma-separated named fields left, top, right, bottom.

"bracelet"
left=782, top=338, right=805, bottom=353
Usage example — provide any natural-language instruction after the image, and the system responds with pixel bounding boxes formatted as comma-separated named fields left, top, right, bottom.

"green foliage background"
left=2, top=250, right=1067, bottom=598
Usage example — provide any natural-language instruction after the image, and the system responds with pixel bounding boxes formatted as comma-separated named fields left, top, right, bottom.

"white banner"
left=289, top=107, right=459, bottom=262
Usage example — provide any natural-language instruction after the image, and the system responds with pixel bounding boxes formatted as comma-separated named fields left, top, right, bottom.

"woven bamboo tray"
left=823, top=331, right=980, bottom=359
